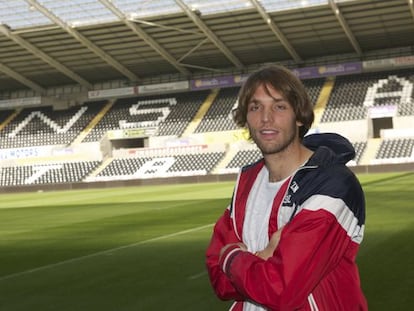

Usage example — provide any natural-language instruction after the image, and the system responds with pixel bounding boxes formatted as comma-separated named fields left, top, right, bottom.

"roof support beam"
left=329, top=0, right=363, bottom=57
left=409, top=0, right=414, bottom=22
left=174, top=0, right=245, bottom=70
left=99, top=0, right=190, bottom=76
left=0, top=24, right=92, bottom=89
left=249, top=0, right=302, bottom=63
left=26, top=0, right=139, bottom=83
left=177, top=38, right=209, bottom=63
left=0, top=62, right=46, bottom=94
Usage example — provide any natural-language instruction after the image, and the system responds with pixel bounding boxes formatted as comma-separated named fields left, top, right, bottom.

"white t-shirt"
left=242, top=166, right=289, bottom=311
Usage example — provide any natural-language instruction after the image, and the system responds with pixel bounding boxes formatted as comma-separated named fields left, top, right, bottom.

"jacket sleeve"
left=220, top=193, right=364, bottom=310
left=205, top=207, right=244, bottom=301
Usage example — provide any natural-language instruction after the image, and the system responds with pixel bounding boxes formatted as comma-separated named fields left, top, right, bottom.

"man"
left=205, top=65, right=367, bottom=310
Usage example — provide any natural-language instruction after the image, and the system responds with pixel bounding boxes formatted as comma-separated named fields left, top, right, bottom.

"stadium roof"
left=0, top=0, right=413, bottom=94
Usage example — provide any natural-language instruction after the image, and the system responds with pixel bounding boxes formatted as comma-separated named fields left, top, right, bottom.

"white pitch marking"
left=188, top=270, right=207, bottom=280
left=0, top=223, right=214, bottom=282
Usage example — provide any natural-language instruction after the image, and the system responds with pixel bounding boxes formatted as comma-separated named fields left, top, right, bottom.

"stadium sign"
left=88, top=87, right=137, bottom=99
left=0, top=96, right=41, bottom=109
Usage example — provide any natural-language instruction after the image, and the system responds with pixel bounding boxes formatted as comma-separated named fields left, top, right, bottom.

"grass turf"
left=0, top=172, right=412, bottom=310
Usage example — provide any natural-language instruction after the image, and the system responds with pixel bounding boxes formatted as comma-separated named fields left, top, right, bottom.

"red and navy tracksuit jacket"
left=206, top=133, right=368, bottom=310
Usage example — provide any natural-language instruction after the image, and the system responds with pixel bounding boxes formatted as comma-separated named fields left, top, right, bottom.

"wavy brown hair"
left=233, top=65, right=314, bottom=139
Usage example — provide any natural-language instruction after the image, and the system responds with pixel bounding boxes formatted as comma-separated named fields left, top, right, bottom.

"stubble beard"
left=250, top=125, right=298, bottom=156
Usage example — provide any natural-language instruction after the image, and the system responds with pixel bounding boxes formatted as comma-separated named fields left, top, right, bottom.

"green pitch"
left=0, top=172, right=412, bottom=310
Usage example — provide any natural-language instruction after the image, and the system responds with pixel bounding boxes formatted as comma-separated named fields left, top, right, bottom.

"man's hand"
left=255, top=228, right=283, bottom=260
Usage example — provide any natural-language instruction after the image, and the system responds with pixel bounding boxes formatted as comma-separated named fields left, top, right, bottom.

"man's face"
left=246, top=83, right=302, bottom=155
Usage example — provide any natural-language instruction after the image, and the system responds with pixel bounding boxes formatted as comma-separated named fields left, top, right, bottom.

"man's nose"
left=261, top=107, right=273, bottom=123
